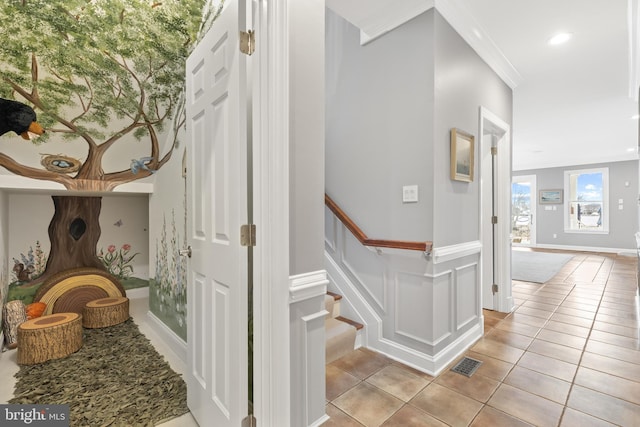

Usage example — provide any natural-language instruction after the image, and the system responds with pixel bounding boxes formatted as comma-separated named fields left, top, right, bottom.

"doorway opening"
left=479, top=107, right=513, bottom=313
left=512, top=175, right=537, bottom=246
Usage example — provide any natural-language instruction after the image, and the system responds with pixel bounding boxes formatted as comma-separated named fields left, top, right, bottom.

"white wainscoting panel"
left=394, top=270, right=452, bottom=346
left=394, top=271, right=437, bottom=345
left=324, top=208, right=338, bottom=253
left=289, top=271, right=329, bottom=427
left=432, top=272, right=454, bottom=346
left=455, top=262, right=479, bottom=330
left=324, top=205, right=483, bottom=375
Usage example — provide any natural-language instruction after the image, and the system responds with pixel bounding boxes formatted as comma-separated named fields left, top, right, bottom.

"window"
left=564, top=167, right=608, bottom=233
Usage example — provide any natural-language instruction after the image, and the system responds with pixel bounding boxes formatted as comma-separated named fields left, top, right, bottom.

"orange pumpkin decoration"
left=25, top=302, right=46, bottom=320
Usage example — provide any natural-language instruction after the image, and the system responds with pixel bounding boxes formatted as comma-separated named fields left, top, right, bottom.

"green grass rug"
left=10, top=319, right=188, bottom=426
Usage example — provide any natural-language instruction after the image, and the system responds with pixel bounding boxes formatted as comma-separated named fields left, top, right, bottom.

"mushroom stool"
left=83, top=297, right=129, bottom=328
left=17, top=312, right=83, bottom=365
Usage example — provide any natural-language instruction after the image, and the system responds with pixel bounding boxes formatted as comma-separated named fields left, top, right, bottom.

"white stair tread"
left=326, top=317, right=357, bottom=364
left=325, top=294, right=335, bottom=318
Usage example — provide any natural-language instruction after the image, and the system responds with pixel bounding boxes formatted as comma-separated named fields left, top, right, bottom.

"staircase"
left=325, top=292, right=363, bottom=364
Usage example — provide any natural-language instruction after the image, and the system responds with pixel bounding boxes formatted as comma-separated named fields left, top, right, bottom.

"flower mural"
left=98, top=243, right=140, bottom=279
left=150, top=208, right=186, bottom=340
left=11, top=241, right=47, bottom=283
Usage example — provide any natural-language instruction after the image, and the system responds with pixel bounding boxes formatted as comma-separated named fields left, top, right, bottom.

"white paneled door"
left=185, top=1, right=249, bottom=425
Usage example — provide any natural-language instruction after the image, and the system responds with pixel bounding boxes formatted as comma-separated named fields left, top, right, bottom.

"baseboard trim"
left=530, top=243, right=635, bottom=255
left=309, top=414, right=331, bottom=427
left=146, top=311, right=187, bottom=363
left=369, top=322, right=482, bottom=376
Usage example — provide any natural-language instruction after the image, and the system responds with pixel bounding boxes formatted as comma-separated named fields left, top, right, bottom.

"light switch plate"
left=403, top=185, right=418, bottom=203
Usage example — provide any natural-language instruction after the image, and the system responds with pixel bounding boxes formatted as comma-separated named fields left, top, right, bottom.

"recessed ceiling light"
left=627, top=147, right=637, bottom=152
left=548, top=32, right=572, bottom=45
left=632, top=114, right=640, bottom=120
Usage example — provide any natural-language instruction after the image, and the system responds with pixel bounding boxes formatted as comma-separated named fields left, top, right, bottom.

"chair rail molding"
left=432, top=240, right=482, bottom=264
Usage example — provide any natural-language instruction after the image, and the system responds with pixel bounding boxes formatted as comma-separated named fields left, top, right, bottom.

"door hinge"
left=241, top=224, right=256, bottom=247
left=491, top=216, right=498, bottom=224
left=491, top=147, right=498, bottom=156
left=242, top=415, right=257, bottom=427
left=240, top=30, right=255, bottom=55
left=492, top=284, right=498, bottom=294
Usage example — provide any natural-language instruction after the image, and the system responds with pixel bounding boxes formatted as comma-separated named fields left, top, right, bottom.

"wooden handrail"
left=325, top=194, right=433, bottom=253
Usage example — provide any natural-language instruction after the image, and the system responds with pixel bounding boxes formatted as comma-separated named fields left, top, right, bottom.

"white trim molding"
left=146, top=310, right=187, bottom=363
left=534, top=243, right=636, bottom=255
left=289, top=270, right=329, bottom=303
left=251, top=0, right=291, bottom=425
left=628, top=0, right=640, bottom=100
left=479, top=106, right=512, bottom=314
left=373, top=322, right=482, bottom=376
left=432, top=240, right=482, bottom=264
left=435, top=0, right=521, bottom=89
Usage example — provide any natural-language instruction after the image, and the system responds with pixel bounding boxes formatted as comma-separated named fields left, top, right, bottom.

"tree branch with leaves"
left=0, top=0, right=208, bottom=191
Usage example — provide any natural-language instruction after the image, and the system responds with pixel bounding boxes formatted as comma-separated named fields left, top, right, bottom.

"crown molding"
left=325, top=0, right=522, bottom=89
left=434, top=0, right=522, bottom=89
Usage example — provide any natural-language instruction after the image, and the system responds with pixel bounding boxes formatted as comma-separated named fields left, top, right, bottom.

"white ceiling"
left=326, top=0, right=640, bottom=171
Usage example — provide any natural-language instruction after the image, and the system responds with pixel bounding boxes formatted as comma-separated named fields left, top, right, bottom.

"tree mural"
left=0, top=0, right=210, bottom=191
left=0, top=0, right=218, bottom=283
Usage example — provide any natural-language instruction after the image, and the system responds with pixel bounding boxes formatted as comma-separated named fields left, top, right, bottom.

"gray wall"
left=514, top=160, right=638, bottom=250
left=325, top=9, right=435, bottom=242
left=325, top=9, right=512, bottom=248
left=433, top=12, right=513, bottom=247
left=289, top=0, right=326, bottom=276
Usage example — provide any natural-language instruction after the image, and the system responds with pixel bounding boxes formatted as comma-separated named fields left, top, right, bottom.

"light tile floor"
left=323, top=250, right=640, bottom=426
left=1, top=250, right=638, bottom=426
left=0, top=293, right=198, bottom=427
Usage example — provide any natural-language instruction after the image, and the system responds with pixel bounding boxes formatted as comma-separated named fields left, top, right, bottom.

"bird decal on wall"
left=130, top=156, right=157, bottom=174
left=0, top=97, right=45, bottom=140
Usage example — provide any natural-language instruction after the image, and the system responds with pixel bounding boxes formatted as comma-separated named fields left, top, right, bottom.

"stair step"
left=325, top=291, right=364, bottom=363
left=324, top=294, right=336, bottom=318
left=335, top=315, right=363, bottom=331
left=325, top=317, right=356, bottom=364
left=327, top=291, right=342, bottom=301
left=325, top=292, right=343, bottom=319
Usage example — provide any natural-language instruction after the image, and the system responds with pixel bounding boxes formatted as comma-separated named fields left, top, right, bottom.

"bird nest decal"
left=40, top=155, right=82, bottom=174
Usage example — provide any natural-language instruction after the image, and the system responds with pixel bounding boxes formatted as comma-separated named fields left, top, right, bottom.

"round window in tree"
left=69, top=218, right=87, bottom=241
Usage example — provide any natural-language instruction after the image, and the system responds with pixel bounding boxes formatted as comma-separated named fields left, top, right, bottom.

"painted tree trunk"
left=43, top=196, right=106, bottom=280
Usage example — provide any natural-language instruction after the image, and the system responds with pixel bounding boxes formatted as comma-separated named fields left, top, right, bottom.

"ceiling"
left=326, top=0, right=640, bottom=171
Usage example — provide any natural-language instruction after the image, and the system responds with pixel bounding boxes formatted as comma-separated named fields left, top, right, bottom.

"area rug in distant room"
left=10, top=319, right=188, bottom=426
left=512, top=250, right=574, bottom=283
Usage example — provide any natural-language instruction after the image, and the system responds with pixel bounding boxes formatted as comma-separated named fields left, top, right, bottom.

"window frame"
left=563, top=167, right=609, bottom=234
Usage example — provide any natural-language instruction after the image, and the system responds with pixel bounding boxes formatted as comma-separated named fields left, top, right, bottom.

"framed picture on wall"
left=539, top=189, right=563, bottom=204
left=450, top=128, right=475, bottom=182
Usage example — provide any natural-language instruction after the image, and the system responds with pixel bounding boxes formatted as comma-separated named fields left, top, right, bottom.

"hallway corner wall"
left=288, top=1, right=328, bottom=426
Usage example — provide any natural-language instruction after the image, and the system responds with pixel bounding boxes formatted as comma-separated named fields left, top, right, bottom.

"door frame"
left=251, top=1, right=292, bottom=426
left=479, top=107, right=513, bottom=313
left=512, top=174, right=537, bottom=246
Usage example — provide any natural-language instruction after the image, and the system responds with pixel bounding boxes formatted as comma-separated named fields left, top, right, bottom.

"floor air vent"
left=451, top=357, right=483, bottom=377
